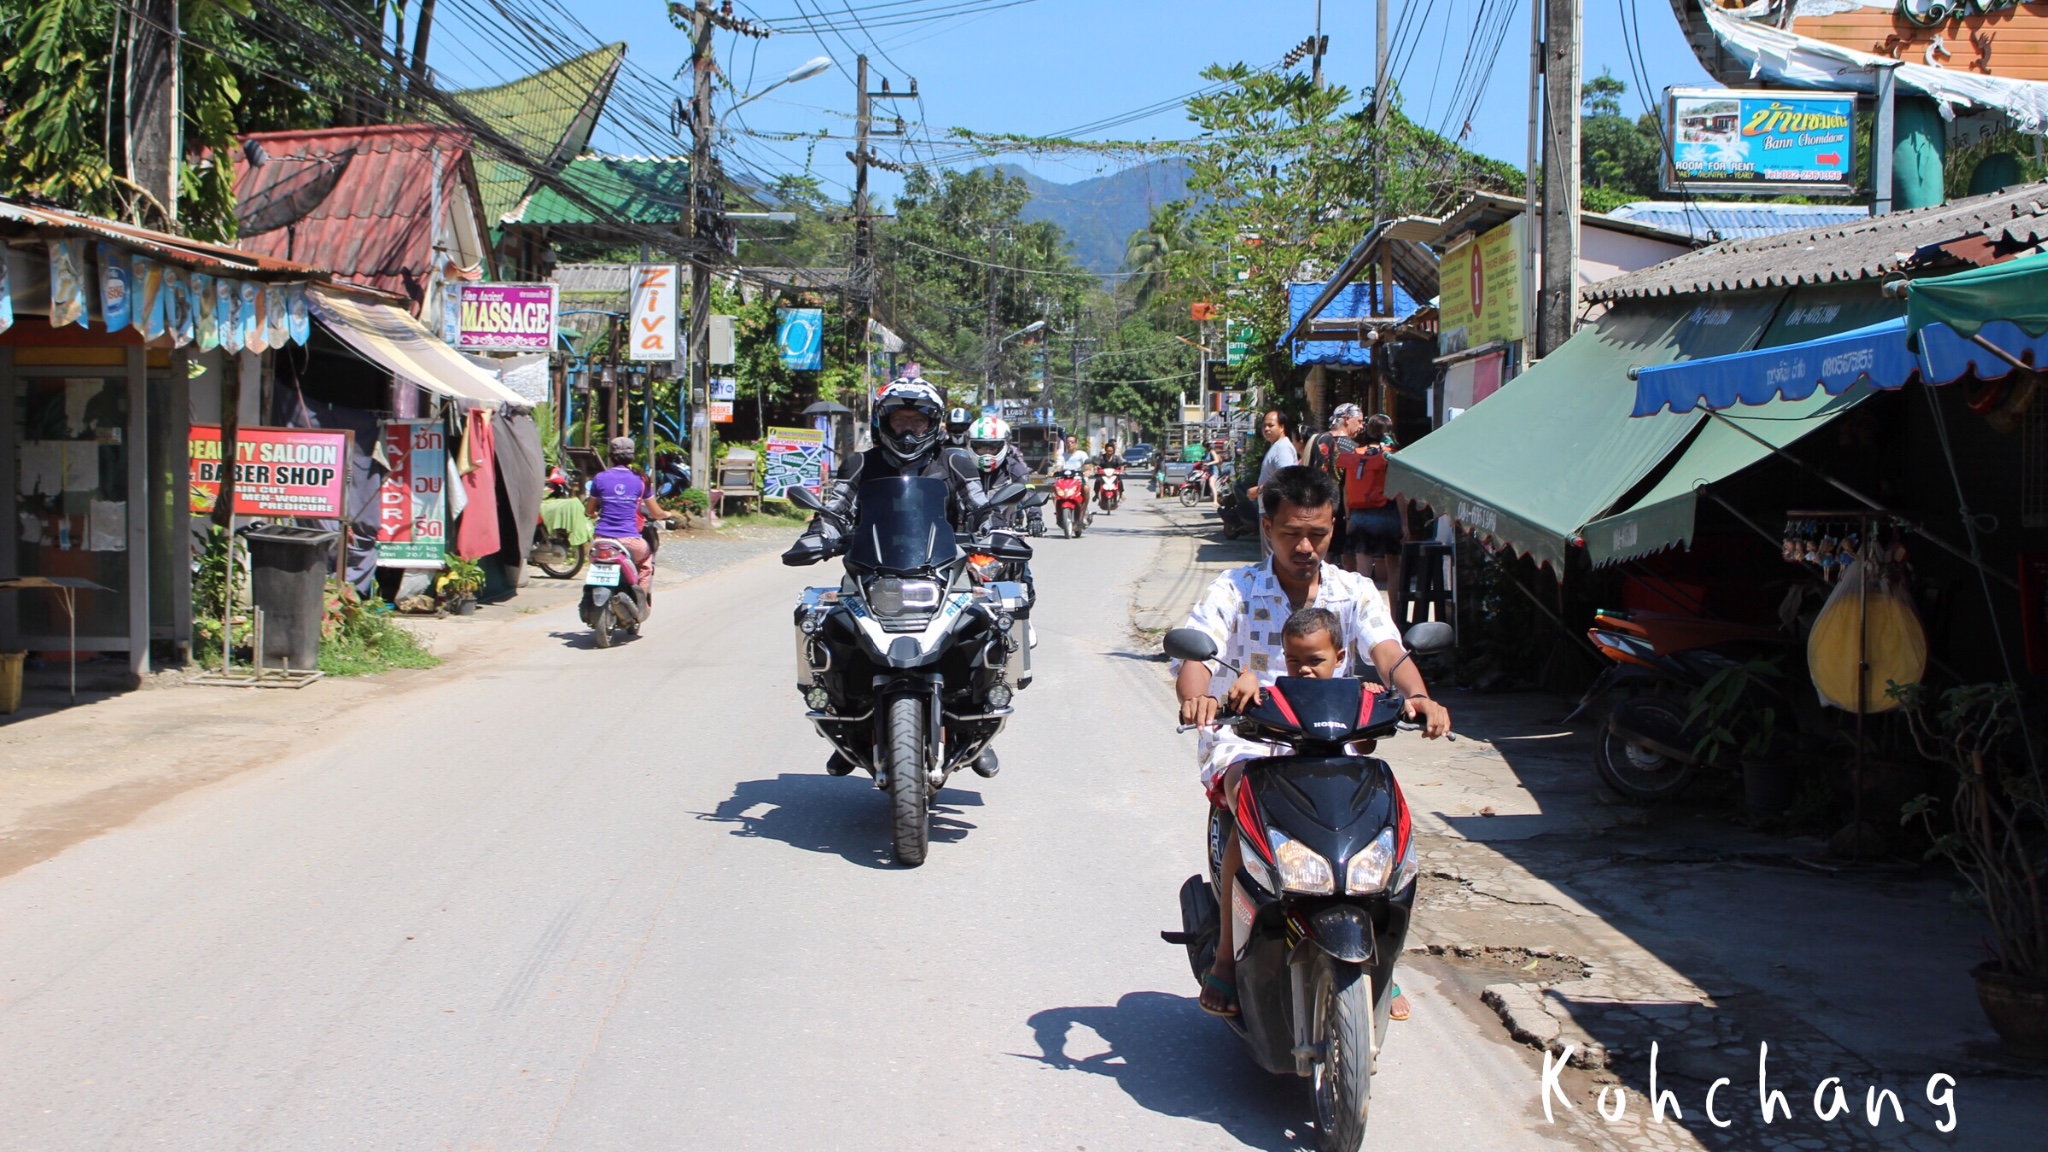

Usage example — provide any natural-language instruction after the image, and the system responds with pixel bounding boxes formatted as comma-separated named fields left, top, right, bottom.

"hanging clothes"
left=455, top=407, right=501, bottom=558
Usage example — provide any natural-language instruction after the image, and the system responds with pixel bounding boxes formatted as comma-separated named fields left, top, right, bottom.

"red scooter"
left=1095, top=466, right=1124, bottom=514
left=1052, top=469, right=1088, bottom=538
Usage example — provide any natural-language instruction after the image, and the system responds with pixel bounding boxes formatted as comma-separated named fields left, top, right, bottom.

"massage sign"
left=189, top=426, right=349, bottom=518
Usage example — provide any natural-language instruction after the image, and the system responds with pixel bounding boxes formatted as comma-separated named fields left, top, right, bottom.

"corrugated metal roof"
left=0, top=198, right=325, bottom=279
left=446, top=43, right=626, bottom=227
left=232, top=125, right=477, bottom=303
left=1287, top=280, right=1421, bottom=366
left=1606, top=201, right=1872, bottom=242
left=503, top=155, right=689, bottom=228
left=1586, top=182, right=2048, bottom=302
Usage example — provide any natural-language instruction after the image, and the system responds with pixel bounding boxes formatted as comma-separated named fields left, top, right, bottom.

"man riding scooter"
left=1092, top=440, right=1127, bottom=513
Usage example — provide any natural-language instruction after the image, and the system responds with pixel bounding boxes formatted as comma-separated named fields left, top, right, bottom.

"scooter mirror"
left=786, top=485, right=827, bottom=513
left=1404, top=621, right=1454, bottom=654
left=1162, top=627, right=1219, bottom=664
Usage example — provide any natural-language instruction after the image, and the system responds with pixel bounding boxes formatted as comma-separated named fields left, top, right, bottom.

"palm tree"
left=1122, top=202, right=1188, bottom=312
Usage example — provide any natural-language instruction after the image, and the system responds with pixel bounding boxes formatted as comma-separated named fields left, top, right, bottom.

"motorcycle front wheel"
left=1311, top=960, right=1373, bottom=1152
left=1181, top=484, right=1201, bottom=508
left=885, top=694, right=929, bottom=866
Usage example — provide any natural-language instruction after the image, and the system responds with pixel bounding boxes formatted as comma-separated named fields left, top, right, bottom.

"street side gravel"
left=656, top=522, right=803, bottom=584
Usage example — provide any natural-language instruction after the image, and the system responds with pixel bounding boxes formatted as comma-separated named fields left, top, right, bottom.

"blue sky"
left=427, top=0, right=1713, bottom=202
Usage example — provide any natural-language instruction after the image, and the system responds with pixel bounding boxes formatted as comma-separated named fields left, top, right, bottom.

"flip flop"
left=1389, top=983, right=1410, bottom=1021
left=1199, top=971, right=1240, bottom=1018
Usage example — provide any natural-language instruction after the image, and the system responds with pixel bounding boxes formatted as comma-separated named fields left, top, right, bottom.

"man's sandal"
left=1388, top=983, right=1410, bottom=1021
left=1199, top=972, right=1240, bottom=1018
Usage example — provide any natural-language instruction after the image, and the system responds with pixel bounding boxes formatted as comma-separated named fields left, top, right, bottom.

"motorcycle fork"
left=871, top=674, right=943, bottom=791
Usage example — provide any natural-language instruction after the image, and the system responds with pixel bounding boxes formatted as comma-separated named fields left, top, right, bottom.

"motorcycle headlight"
left=1267, top=829, right=1335, bottom=895
left=1345, top=826, right=1398, bottom=895
left=868, top=577, right=942, bottom=618
left=803, top=686, right=831, bottom=712
left=987, top=682, right=1012, bottom=709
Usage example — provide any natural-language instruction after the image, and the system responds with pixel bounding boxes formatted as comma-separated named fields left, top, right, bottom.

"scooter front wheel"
left=1311, top=960, right=1373, bottom=1152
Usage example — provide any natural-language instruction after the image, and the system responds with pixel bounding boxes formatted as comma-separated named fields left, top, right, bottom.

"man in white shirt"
left=1247, top=410, right=1298, bottom=557
left=1057, top=434, right=1090, bottom=474
left=1169, top=464, right=1450, bottom=1017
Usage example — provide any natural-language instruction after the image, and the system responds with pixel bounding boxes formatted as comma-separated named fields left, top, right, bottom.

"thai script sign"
left=763, top=426, right=829, bottom=498
left=189, top=425, right=349, bottom=518
left=628, top=265, right=679, bottom=362
left=1439, top=218, right=1525, bottom=352
left=456, top=283, right=558, bottom=351
left=1664, top=89, right=1854, bottom=194
left=375, top=421, right=447, bottom=568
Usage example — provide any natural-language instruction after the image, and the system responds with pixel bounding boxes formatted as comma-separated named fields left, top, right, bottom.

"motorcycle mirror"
left=787, top=485, right=827, bottom=513
left=1404, top=621, right=1454, bottom=654
left=1162, top=627, right=1219, bottom=664
left=985, top=482, right=1028, bottom=506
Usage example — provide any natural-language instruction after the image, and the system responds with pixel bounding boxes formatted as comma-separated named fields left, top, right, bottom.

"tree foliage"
left=1579, top=71, right=1663, bottom=214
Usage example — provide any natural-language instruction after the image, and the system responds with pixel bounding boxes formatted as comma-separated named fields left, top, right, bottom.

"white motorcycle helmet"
left=872, top=377, right=948, bottom=466
left=968, top=415, right=1012, bottom=474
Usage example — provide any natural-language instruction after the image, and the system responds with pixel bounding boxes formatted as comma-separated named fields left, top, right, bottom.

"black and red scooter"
left=1160, top=622, right=1451, bottom=1152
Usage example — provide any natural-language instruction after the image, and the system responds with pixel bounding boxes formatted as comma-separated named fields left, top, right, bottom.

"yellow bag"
left=1807, top=558, right=1926, bottom=713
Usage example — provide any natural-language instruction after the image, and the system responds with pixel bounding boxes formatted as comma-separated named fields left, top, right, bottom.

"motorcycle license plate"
left=585, top=563, right=622, bottom=587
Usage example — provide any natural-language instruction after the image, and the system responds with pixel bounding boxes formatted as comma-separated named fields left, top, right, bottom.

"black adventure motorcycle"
left=787, top=476, right=1040, bottom=866
left=1160, top=621, right=1451, bottom=1152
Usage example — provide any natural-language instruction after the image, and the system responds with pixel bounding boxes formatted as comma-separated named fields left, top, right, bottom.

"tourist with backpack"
left=1339, top=414, right=1406, bottom=592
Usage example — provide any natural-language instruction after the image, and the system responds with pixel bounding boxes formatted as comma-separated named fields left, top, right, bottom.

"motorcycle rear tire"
left=1594, top=696, right=1696, bottom=801
left=885, top=694, right=929, bottom=866
left=1312, top=959, right=1374, bottom=1152
left=535, top=538, right=587, bottom=580
left=593, top=607, right=613, bottom=649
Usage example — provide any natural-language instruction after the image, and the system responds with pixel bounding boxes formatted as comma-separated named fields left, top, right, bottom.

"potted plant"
left=1895, top=681, right=2048, bottom=1057
left=1686, top=658, right=1795, bottom=813
left=436, top=555, right=485, bottom=615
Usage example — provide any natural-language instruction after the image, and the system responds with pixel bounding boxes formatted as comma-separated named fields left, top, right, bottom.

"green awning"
left=1387, top=291, right=1786, bottom=571
left=1905, top=249, right=2048, bottom=339
left=1584, top=385, right=1872, bottom=566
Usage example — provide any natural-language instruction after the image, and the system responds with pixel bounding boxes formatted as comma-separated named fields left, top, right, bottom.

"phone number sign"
left=376, top=421, right=447, bottom=568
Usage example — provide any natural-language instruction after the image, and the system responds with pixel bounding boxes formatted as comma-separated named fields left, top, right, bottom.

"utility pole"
left=126, top=0, right=180, bottom=227
left=1522, top=0, right=1542, bottom=363
left=1537, top=0, right=1581, bottom=357
left=847, top=58, right=912, bottom=443
left=1315, top=1, right=1328, bottom=91
left=1372, top=0, right=1385, bottom=120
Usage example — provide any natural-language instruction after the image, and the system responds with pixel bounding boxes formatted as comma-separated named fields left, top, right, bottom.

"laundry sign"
left=629, top=264, right=679, bottom=362
left=375, top=421, right=446, bottom=568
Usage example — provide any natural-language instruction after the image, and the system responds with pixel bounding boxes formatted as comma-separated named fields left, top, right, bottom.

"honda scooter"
left=580, top=537, right=648, bottom=648
left=1052, top=469, right=1088, bottom=538
left=1095, top=466, right=1124, bottom=514
left=1159, top=622, right=1452, bottom=1152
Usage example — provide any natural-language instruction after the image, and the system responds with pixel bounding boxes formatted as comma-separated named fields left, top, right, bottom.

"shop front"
left=0, top=199, right=323, bottom=681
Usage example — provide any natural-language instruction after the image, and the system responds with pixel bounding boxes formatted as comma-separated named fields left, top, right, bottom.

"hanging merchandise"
left=166, top=268, right=194, bottom=347
left=1, top=244, right=16, bottom=333
left=132, top=254, right=166, bottom=339
left=454, top=408, right=500, bottom=559
left=1808, top=550, right=1927, bottom=713
left=47, top=238, right=88, bottom=328
left=218, top=279, right=244, bottom=354
left=240, top=281, right=265, bottom=353
left=192, top=273, right=217, bottom=350
left=286, top=284, right=309, bottom=346
left=265, top=284, right=289, bottom=348
left=97, top=243, right=131, bottom=332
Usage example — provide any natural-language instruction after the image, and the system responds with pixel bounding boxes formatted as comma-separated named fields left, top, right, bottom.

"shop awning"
left=1387, top=291, right=1786, bottom=571
left=1630, top=320, right=1917, bottom=415
left=308, top=286, right=530, bottom=409
left=1904, top=251, right=2048, bottom=341
left=1586, top=386, right=1872, bottom=566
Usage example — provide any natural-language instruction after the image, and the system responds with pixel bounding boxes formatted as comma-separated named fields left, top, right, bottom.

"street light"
left=728, top=56, right=835, bottom=114
left=984, top=320, right=1048, bottom=407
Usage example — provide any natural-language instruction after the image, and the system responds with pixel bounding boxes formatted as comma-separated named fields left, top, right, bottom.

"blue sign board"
left=1665, top=89, right=1854, bottom=193
left=777, top=308, right=823, bottom=370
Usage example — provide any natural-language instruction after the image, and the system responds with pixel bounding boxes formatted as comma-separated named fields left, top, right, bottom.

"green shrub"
left=319, top=581, right=439, bottom=676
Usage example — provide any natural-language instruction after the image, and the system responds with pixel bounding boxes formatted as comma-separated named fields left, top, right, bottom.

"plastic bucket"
left=0, top=651, right=24, bottom=715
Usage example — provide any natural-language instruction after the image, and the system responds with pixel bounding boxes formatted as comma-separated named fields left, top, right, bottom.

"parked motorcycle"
left=532, top=468, right=589, bottom=578
left=1095, top=466, right=1124, bottom=514
left=1181, top=461, right=1212, bottom=508
left=1052, top=469, right=1088, bottom=538
left=1572, top=608, right=1789, bottom=801
left=1159, top=622, right=1452, bottom=1152
left=1216, top=472, right=1259, bottom=541
left=786, top=477, right=1035, bottom=866
left=580, top=536, right=648, bottom=648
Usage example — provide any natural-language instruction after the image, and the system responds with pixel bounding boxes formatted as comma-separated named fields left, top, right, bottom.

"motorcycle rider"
left=1058, top=434, right=1089, bottom=474
left=1092, top=440, right=1128, bottom=507
left=585, top=436, right=669, bottom=589
left=782, top=375, right=993, bottom=564
left=969, top=416, right=1033, bottom=527
left=1170, top=465, right=1451, bottom=1017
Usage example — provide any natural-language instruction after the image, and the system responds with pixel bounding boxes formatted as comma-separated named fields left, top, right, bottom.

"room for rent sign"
left=189, top=426, right=349, bottom=518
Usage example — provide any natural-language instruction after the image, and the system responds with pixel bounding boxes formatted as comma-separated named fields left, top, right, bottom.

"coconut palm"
left=1122, top=202, right=1189, bottom=312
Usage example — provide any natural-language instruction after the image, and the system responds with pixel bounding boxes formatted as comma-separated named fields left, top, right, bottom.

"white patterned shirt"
left=1171, top=560, right=1404, bottom=784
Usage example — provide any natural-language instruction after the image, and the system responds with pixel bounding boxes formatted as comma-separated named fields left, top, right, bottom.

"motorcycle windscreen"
left=848, top=475, right=957, bottom=572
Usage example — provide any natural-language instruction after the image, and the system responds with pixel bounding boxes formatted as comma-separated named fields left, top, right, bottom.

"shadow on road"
left=545, top=628, right=645, bottom=650
left=696, top=773, right=982, bottom=868
left=1019, top=991, right=1317, bottom=1152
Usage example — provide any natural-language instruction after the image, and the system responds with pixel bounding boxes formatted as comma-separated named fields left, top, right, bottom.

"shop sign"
left=1663, top=88, right=1854, bottom=194
left=1439, top=218, right=1525, bottom=352
left=1226, top=320, right=1253, bottom=367
left=763, top=426, right=829, bottom=498
left=710, top=376, right=737, bottom=424
left=629, top=265, right=679, bottom=362
left=189, top=425, right=349, bottom=518
left=456, top=283, right=558, bottom=351
left=777, top=308, right=824, bottom=370
left=375, top=421, right=446, bottom=568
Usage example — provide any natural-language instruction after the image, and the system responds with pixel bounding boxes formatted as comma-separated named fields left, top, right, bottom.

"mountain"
left=991, top=159, right=1191, bottom=276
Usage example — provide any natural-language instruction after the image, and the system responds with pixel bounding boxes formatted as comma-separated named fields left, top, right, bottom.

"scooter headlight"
left=1267, top=828, right=1335, bottom=895
left=1345, top=826, right=1398, bottom=895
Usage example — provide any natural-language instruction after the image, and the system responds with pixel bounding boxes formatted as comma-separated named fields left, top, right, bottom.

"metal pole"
left=1522, top=0, right=1542, bottom=360
left=1872, top=63, right=1898, bottom=217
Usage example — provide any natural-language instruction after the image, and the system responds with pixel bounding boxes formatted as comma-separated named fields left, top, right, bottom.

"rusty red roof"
left=0, top=198, right=326, bottom=279
left=232, top=125, right=481, bottom=306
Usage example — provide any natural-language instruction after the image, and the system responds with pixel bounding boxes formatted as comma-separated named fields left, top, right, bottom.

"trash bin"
left=243, top=526, right=338, bottom=671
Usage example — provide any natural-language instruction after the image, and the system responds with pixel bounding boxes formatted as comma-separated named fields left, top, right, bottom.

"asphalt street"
left=0, top=500, right=1578, bottom=1151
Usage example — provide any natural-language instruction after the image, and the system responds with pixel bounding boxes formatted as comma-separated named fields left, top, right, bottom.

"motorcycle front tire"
left=535, top=537, right=587, bottom=579
left=885, top=694, right=929, bottom=866
left=1312, top=959, right=1374, bottom=1152
left=1181, top=484, right=1201, bottom=508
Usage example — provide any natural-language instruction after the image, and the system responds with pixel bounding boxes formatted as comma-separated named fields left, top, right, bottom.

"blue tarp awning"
left=1630, top=319, right=1916, bottom=416
left=1285, top=280, right=1421, bottom=367
left=1918, top=318, right=2048, bottom=387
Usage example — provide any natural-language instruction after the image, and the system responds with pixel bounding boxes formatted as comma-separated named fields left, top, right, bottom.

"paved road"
left=0, top=501, right=1576, bottom=1151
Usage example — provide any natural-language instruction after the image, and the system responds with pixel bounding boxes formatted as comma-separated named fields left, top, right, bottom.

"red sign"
left=375, top=422, right=446, bottom=566
left=189, top=425, right=349, bottom=518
